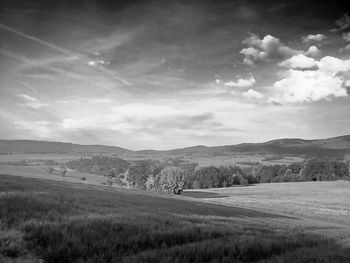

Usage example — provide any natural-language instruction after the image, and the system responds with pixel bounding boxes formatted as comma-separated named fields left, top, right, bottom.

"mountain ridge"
left=1, top=135, right=350, bottom=156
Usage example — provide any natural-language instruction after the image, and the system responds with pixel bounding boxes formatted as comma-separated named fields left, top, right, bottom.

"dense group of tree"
left=184, top=166, right=251, bottom=189
left=244, top=158, right=349, bottom=183
left=66, top=156, right=130, bottom=177
left=124, top=160, right=163, bottom=190
left=66, top=156, right=350, bottom=194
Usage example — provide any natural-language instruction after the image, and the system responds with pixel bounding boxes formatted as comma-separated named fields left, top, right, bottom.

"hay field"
left=185, top=181, right=350, bottom=225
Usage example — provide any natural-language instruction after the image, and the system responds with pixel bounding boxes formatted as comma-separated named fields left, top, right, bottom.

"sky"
left=0, top=0, right=349, bottom=150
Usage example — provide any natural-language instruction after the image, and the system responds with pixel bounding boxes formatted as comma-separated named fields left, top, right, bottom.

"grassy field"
left=0, top=165, right=113, bottom=187
left=0, top=154, right=83, bottom=164
left=1, top=174, right=350, bottom=262
left=186, top=181, right=350, bottom=224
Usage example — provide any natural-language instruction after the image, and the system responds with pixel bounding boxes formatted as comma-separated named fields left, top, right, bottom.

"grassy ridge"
left=0, top=174, right=350, bottom=262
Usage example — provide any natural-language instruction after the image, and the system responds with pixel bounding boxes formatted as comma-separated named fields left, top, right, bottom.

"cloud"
left=224, top=76, right=255, bottom=88
left=17, top=94, right=37, bottom=102
left=306, top=46, right=321, bottom=57
left=271, top=56, right=350, bottom=103
left=335, top=13, right=350, bottom=31
left=16, top=94, right=47, bottom=109
left=240, top=34, right=296, bottom=65
left=318, top=56, right=350, bottom=72
left=272, top=70, right=347, bottom=103
left=343, top=32, right=350, bottom=42
left=242, top=89, right=264, bottom=100
left=88, top=61, right=97, bottom=66
left=279, top=54, right=318, bottom=70
left=302, top=34, right=326, bottom=43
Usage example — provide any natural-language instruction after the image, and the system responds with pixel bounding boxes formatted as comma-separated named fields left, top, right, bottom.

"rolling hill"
left=0, top=140, right=130, bottom=154
left=1, top=135, right=350, bottom=157
left=161, top=135, right=350, bottom=157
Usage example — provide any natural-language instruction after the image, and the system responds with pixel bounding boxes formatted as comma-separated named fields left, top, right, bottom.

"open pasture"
left=0, top=165, right=109, bottom=187
left=186, top=181, right=350, bottom=226
left=0, top=153, right=84, bottom=164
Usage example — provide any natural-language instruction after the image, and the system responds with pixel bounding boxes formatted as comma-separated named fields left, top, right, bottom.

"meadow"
left=187, top=181, right=350, bottom=225
left=1, top=174, right=350, bottom=262
left=0, top=154, right=82, bottom=164
left=0, top=165, right=108, bottom=187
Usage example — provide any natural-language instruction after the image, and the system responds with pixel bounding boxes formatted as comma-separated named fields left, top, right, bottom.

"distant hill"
left=0, top=140, right=131, bottom=154
left=163, top=135, right=350, bottom=157
left=1, top=135, right=350, bottom=157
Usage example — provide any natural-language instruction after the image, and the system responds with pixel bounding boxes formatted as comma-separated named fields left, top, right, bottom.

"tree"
left=192, top=180, right=200, bottom=189
left=283, top=169, right=296, bottom=182
left=240, top=178, right=249, bottom=186
left=47, top=167, right=54, bottom=174
left=233, top=172, right=243, bottom=185
left=146, top=174, right=160, bottom=192
left=147, top=167, right=185, bottom=194
left=126, top=160, right=161, bottom=190
left=158, top=167, right=185, bottom=194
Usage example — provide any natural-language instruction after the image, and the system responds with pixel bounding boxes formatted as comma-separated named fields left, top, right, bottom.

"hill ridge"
left=1, top=135, right=350, bottom=156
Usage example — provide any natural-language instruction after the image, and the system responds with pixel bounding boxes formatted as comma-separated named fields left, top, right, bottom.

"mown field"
left=186, top=181, right=350, bottom=225
left=1, top=174, right=350, bottom=263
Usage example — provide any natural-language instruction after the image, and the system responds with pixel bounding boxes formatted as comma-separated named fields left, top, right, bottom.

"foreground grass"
left=0, top=174, right=349, bottom=263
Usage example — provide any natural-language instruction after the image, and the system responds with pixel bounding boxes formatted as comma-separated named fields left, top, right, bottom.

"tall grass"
left=0, top=174, right=350, bottom=263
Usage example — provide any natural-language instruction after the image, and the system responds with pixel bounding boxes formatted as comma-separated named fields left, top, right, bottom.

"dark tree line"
left=66, top=156, right=129, bottom=177
left=66, top=156, right=350, bottom=193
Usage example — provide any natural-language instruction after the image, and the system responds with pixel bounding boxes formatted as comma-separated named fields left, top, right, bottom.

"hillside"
left=164, top=135, right=350, bottom=157
left=0, top=140, right=130, bottom=154
left=1, top=174, right=350, bottom=262
left=1, top=135, right=350, bottom=157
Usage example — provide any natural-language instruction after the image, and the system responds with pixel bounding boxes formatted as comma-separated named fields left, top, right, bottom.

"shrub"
left=283, top=169, right=296, bottom=182
left=46, top=167, right=54, bottom=174
left=240, top=178, right=249, bottom=186
left=192, top=180, right=200, bottom=189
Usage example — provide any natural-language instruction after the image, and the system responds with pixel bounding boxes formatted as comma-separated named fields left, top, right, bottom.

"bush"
left=192, top=180, right=200, bottom=189
left=240, top=178, right=249, bottom=186
left=46, top=167, right=54, bottom=174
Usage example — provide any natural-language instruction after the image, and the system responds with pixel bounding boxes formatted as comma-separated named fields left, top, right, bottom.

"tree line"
left=66, top=156, right=350, bottom=194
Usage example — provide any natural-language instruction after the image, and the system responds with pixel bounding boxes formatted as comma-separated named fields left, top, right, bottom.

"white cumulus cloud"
left=271, top=56, right=350, bottom=103
left=306, top=46, right=321, bottom=57
left=224, top=76, right=256, bottom=88
left=242, top=89, right=264, bottom=100
left=279, top=54, right=318, bottom=70
left=240, top=34, right=296, bottom=65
